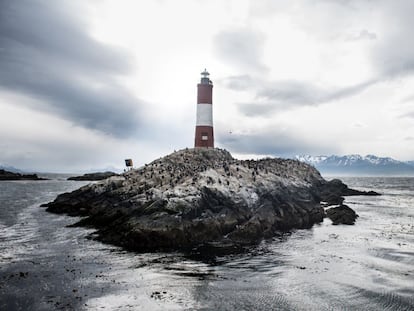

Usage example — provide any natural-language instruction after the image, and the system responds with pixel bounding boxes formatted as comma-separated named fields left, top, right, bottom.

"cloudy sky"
left=1, top=0, right=414, bottom=172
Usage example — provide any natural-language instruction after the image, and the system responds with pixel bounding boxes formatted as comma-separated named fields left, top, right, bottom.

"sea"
left=0, top=176, right=413, bottom=310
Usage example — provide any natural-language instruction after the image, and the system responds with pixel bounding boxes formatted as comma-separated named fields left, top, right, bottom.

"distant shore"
left=0, top=169, right=47, bottom=181
left=67, top=171, right=118, bottom=181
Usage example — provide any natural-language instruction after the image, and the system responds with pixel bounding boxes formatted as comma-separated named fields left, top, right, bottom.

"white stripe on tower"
left=196, top=103, right=213, bottom=126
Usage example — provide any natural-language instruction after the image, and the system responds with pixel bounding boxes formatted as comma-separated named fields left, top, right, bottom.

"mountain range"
left=295, top=154, right=414, bottom=176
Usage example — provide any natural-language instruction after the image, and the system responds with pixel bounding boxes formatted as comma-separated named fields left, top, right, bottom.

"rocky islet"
left=42, top=148, right=379, bottom=254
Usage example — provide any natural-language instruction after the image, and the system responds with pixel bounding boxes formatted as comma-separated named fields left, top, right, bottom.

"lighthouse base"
left=195, top=126, right=214, bottom=148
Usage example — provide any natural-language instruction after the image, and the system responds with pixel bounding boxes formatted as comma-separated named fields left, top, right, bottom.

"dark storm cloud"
left=213, top=28, right=268, bottom=74
left=223, top=77, right=324, bottom=112
left=232, top=77, right=377, bottom=116
left=0, top=0, right=142, bottom=137
left=257, top=81, right=324, bottom=106
left=218, top=130, right=334, bottom=157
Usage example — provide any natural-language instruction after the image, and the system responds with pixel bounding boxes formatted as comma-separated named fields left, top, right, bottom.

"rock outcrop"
left=318, top=179, right=380, bottom=205
left=326, top=204, right=359, bottom=225
left=42, top=148, right=379, bottom=254
left=67, top=171, right=118, bottom=181
left=0, top=169, right=47, bottom=181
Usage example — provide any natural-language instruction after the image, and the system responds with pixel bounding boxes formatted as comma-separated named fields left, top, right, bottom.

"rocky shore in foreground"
left=42, top=148, right=379, bottom=254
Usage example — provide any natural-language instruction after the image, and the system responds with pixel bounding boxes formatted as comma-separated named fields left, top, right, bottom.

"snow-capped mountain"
left=295, top=155, right=329, bottom=164
left=0, top=164, right=25, bottom=173
left=295, top=154, right=414, bottom=176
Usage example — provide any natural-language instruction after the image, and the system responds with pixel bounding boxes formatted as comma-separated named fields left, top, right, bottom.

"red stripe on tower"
left=195, top=69, right=214, bottom=148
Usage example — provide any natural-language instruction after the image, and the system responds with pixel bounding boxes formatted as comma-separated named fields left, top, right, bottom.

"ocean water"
left=0, top=177, right=413, bottom=310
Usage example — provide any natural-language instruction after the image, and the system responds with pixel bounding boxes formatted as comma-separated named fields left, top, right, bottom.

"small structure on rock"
left=125, top=159, right=133, bottom=171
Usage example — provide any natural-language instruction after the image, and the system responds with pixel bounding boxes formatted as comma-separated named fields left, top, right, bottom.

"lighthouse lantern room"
left=194, top=69, right=214, bottom=148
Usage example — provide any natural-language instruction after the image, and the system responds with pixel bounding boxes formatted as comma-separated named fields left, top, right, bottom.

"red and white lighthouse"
left=195, top=69, right=214, bottom=148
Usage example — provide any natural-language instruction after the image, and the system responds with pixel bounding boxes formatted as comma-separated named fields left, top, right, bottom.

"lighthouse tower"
left=195, top=69, right=214, bottom=148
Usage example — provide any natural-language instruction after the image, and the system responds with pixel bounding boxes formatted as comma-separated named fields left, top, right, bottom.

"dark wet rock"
left=0, top=169, right=47, bottom=181
left=42, top=148, right=378, bottom=254
left=19, top=272, right=28, bottom=278
left=326, top=204, right=359, bottom=225
left=67, top=171, right=118, bottom=181
left=317, top=179, right=380, bottom=205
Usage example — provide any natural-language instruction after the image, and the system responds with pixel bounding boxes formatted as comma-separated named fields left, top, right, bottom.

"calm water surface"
left=0, top=177, right=413, bottom=310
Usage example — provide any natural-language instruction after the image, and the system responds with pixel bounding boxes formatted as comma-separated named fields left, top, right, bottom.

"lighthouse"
left=195, top=69, right=214, bottom=148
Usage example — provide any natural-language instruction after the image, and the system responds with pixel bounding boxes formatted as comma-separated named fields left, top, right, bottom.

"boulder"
left=326, top=204, right=359, bottom=225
